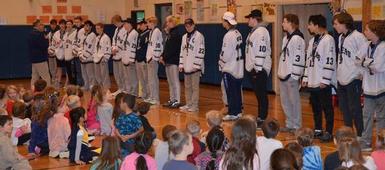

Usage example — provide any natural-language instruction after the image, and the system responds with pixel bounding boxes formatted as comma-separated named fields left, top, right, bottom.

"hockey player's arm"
left=220, top=34, right=235, bottom=63
left=193, top=34, right=205, bottom=70
left=354, top=35, right=369, bottom=66
left=179, top=35, right=186, bottom=69
left=321, top=39, right=336, bottom=85
left=291, top=37, right=306, bottom=80
left=102, top=37, right=112, bottom=60
left=253, top=32, right=269, bottom=72
left=302, top=43, right=312, bottom=84
left=153, top=29, right=163, bottom=60
left=128, top=34, right=138, bottom=63
left=367, top=47, right=385, bottom=73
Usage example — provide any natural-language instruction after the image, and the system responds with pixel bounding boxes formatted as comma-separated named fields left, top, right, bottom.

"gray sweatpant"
left=48, top=57, right=57, bottom=86
left=279, top=78, right=302, bottom=129
left=165, top=64, right=181, bottom=102
left=113, top=60, right=124, bottom=90
left=81, top=62, right=96, bottom=90
left=221, top=79, right=228, bottom=105
left=184, top=71, right=201, bottom=110
left=31, top=62, right=51, bottom=88
left=361, top=95, right=385, bottom=144
left=94, top=62, right=111, bottom=89
left=147, top=60, right=159, bottom=102
left=123, top=64, right=138, bottom=96
left=136, top=61, right=149, bottom=99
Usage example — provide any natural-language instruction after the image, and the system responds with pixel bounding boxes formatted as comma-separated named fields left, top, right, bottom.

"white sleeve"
left=193, top=33, right=205, bottom=70
left=112, top=29, right=118, bottom=47
left=368, top=46, right=385, bottom=73
left=128, top=33, right=138, bottom=62
left=291, top=36, right=306, bottom=80
left=102, top=36, right=112, bottom=60
left=253, top=30, right=270, bottom=71
left=179, top=35, right=186, bottom=68
left=220, top=33, right=235, bottom=63
left=302, top=41, right=313, bottom=83
left=75, top=130, right=84, bottom=162
left=153, top=29, right=163, bottom=58
left=354, top=34, right=368, bottom=66
left=321, top=37, right=336, bottom=85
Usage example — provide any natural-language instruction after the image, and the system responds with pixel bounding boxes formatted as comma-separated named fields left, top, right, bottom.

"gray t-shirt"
left=97, top=102, right=113, bottom=135
left=163, top=160, right=197, bottom=170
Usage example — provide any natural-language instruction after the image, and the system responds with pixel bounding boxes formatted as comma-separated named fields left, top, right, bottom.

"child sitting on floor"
left=257, top=118, right=283, bottom=170
left=155, top=124, right=177, bottom=170
left=186, top=120, right=205, bottom=164
left=136, top=101, right=156, bottom=139
left=296, top=127, right=323, bottom=170
left=195, top=126, right=225, bottom=170
left=86, top=85, right=101, bottom=135
left=200, top=110, right=229, bottom=151
left=96, top=87, right=113, bottom=136
left=371, top=129, right=385, bottom=170
left=11, top=101, right=31, bottom=146
left=90, top=136, right=122, bottom=169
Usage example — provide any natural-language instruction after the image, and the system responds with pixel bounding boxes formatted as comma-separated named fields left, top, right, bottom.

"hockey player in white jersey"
left=73, top=16, right=85, bottom=86
left=111, top=15, right=127, bottom=95
left=360, top=20, right=385, bottom=151
left=47, top=19, right=59, bottom=86
left=93, top=23, right=111, bottom=89
left=179, top=18, right=205, bottom=113
left=52, top=19, right=67, bottom=87
left=64, top=20, right=78, bottom=85
left=244, top=9, right=271, bottom=126
left=78, top=20, right=96, bottom=90
left=278, top=14, right=305, bottom=133
left=122, top=18, right=139, bottom=96
left=333, top=12, right=366, bottom=138
left=220, top=12, right=243, bottom=121
left=302, top=15, right=336, bottom=142
left=145, top=17, right=163, bottom=105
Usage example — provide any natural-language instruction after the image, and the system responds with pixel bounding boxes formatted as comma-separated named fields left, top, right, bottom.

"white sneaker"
left=59, top=151, right=69, bottom=159
left=149, top=99, right=159, bottom=105
left=179, top=105, right=190, bottom=111
left=187, top=107, right=199, bottom=113
left=222, top=115, right=240, bottom=121
left=49, top=151, right=60, bottom=158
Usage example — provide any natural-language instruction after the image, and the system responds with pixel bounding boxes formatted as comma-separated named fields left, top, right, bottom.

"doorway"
left=131, top=10, right=145, bottom=23
left=155, top=3, right=172, bottom=27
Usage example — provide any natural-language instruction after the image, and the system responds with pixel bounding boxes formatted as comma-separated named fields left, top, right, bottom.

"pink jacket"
left=47, top=112, right=71, bottom=152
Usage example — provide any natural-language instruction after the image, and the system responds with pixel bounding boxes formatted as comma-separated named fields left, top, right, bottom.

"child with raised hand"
left=257, top=118, right=283, bottom=170
left=90, top=136, right=122, bottom=170
left=0, top=115, right=32, bottom=169
left=86, top=85, right=101, bottom=135
left=11, top=101, right=31, bottom=146
left=121, top=132, right=157, bottom=170
left=136, top=101, right=155, bottom=138
left=96, top=87, right=113, bottom=136
left=371, top=129, right=385, bottom=169
left=47, top=90, right=71, bottom=158
left=114, top=94, right=143, bottom=158
left=68, top=107, right=99, bottom=165
left=163, top=130, right=196, bottom=170
left=186, top=120, right=205, bottom=164
left=195, top=126, right=225, bottom=170
left=296, top=127, right=323, bottom=170
left=155, top=124, right=177, bottom=169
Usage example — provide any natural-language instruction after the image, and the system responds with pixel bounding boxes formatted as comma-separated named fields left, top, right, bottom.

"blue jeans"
left=222, top=72, right=243, bottom=116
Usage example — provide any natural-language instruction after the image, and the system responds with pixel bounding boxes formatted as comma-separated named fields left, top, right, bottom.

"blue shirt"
left=303, top=146, right=323, bottom=170
left=163, top=160, right=197, bottom=170
left=115, top=112, right=142, bottom=157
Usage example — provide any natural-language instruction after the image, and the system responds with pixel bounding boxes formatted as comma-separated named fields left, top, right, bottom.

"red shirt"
left=187, top=137, right=204, bottom=165
left=6, top=100, right=15, bottom=116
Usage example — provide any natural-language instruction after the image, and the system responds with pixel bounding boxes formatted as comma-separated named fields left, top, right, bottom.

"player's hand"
left=301, top=81, right=308, bottom=87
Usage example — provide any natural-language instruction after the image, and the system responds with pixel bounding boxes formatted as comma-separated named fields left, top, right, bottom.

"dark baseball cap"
left=137, top=19, right=147, bottom=24
left=184, top=18, right=195, bottom=25
left=245, top=9, right=262, bottom=18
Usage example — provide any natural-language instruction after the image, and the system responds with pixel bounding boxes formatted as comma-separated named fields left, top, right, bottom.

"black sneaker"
left=169, top=101, right=180, bottom=108
left=162, top=100, right=173, bottom=107
left=314, top=130, right=323, bottom=139
left=319, top=132, right=333, bottom=143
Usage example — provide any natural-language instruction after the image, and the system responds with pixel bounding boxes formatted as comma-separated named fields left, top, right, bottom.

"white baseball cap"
left=223, top=12, right=237, bottom=25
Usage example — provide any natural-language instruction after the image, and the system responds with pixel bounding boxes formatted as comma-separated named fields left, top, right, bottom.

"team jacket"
left=93, top=33, right=111, bottom=63
left=112, top=25, right=127, bottom=61
left=78, top=31, right=96, bottom=63
left=136, top=29, right=150, bottom=62
left=336, top=30, right=367, bottom=85
left=179, top=30, right=205, bottom=74
left=219, top=28, right=243, bottom=79
left=72, top=27, right=85, bottom=57
left=303, top=33, right=337, bottom=88
left=146, top=27, right=163, bottom=62
left=361, top=41, right=385, bottom=97
left=245, top=25, right=272, bottom=75
left=277, top=30, right=306, bottom=81
left=121, top=29, right=139, bottom=66
left=64, top=28, right=77, bottom=61
left=52, top=30, right=66, bottom=60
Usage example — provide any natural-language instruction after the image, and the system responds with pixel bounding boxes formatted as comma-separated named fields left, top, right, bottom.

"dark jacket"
left=136, top=29, right=150, bottom=62
left=28, top=29, right=49, bottom=63
left=163, top=27, right=182, bottom=65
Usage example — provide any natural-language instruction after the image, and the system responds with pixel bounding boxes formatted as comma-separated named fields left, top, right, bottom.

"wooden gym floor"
left=0, top=78, right=355, bottom=170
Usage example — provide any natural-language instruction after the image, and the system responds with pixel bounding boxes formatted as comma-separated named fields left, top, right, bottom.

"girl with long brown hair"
left=90, top=136, right=122, bottom=170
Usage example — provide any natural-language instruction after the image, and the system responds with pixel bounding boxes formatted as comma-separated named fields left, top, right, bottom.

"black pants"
left=337, top=79, right=364, bottom=136
left=65, top=59, right=77, bottom=85
left=310, top=86, right=334, bottom=134
left=248, top=69, right=269, bottom=120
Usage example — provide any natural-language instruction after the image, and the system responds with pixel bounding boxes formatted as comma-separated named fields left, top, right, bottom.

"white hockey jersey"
left=72, top=28, right=85, bottom=57
left=47, top=30, right=57, bottom=57
left=277, top=31, right=306, bottom=81
left=303, top=34, right=337, bottom=88
left=64, top=28, right=77, bottom=61
left=179, top=30, right=205, bottom=74
left=219, top=28, right=243, bottom=79
left=336, top=30, right=367, bottom=85
left=112, top=25, right=127, bottom=60
left=245, top=26, right=272, bottom=75
left=52, top=30, right=66, bottom=60
left=361, top=41, right=385, bottom=97
left=146, top=27, right=163, bottom=62
left=78, top=31, right=96, bottom=63
left=93, top=33, right=111, bottom=63
left=121, top=29, right=139, bottom=65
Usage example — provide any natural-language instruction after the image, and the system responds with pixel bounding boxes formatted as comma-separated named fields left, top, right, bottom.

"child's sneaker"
left=222, top=115, right=239, bottom=121
left=59, top=151, right=70, bottom=159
